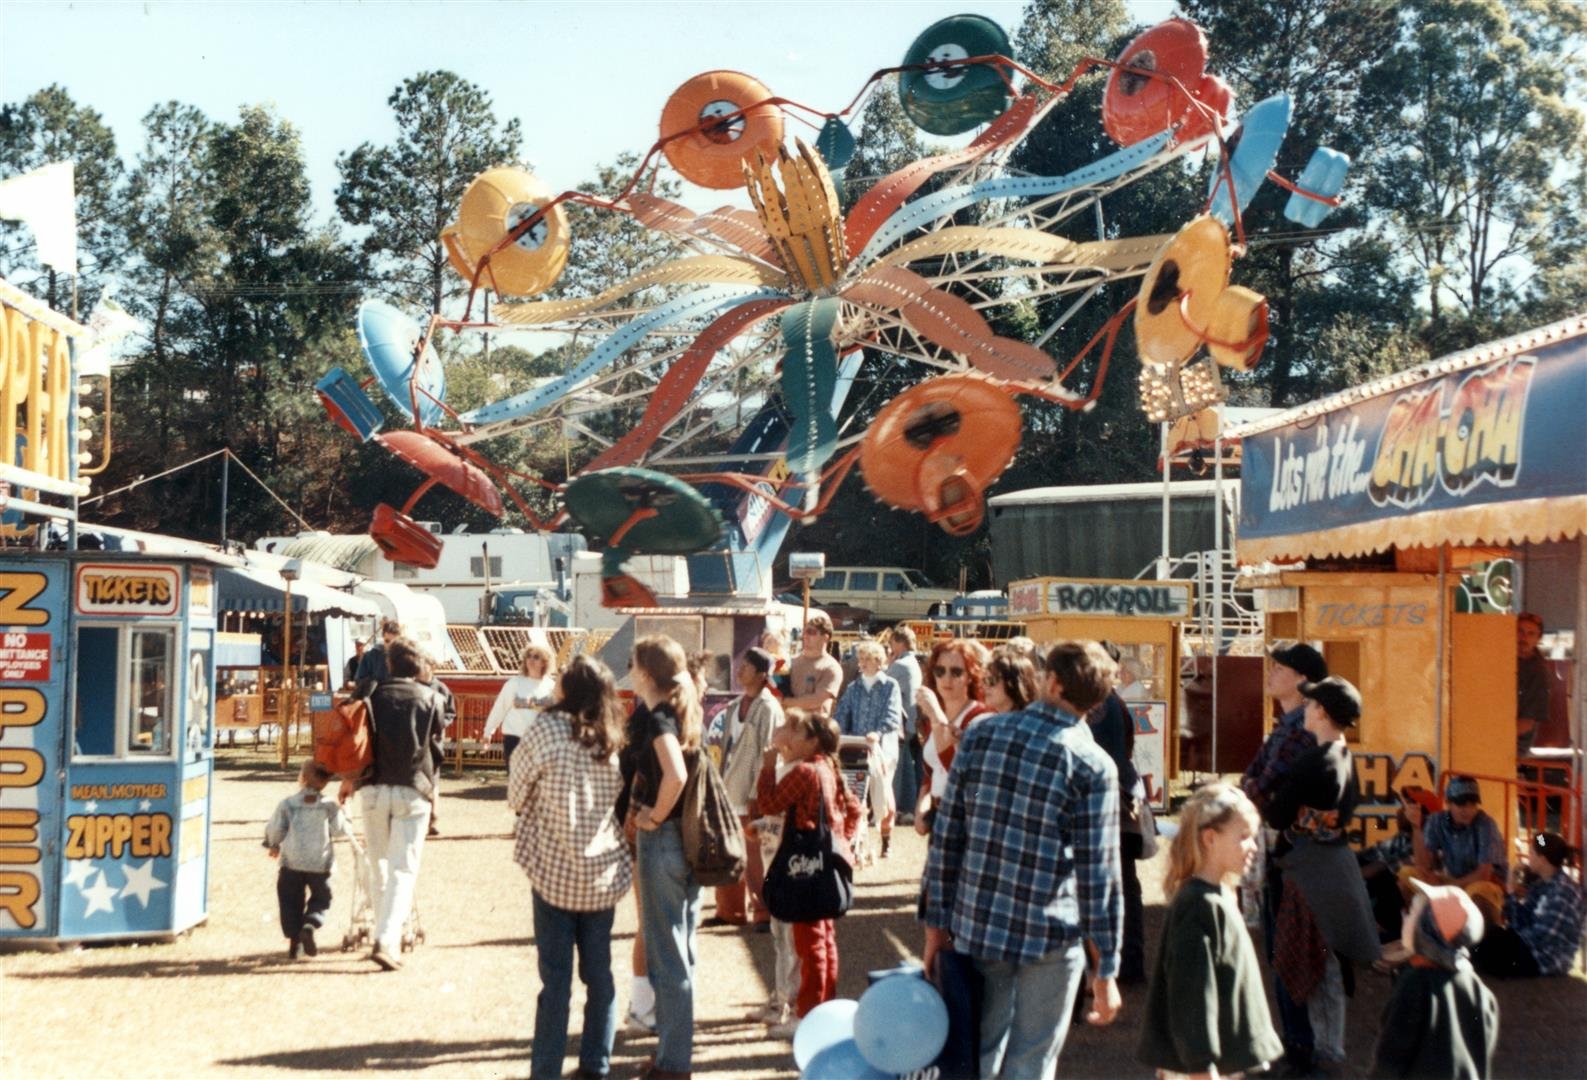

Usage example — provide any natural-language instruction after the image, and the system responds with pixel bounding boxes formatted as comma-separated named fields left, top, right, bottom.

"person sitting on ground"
left=1473, top=831, right=1586, bottom=978
left=1369, top=879, right=1499, bottom=1079
left=1360, top=787, right=1441, bottom=942
left=1402, top=775, right=1508, bottom=919
left=833, top=640, right=903, bottom=859
left=265, top=760, right=361, bottom=960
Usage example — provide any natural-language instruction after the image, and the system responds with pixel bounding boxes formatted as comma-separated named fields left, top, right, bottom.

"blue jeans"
left=637, top=821, right=701, bottom=1072
left=975, top=941, right=1086, bottom=1079
left=530, top=892, right=617, bottom=1080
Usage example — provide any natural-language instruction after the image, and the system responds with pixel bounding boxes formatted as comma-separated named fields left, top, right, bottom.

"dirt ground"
left=3, top=752, right=1585, bottom=1079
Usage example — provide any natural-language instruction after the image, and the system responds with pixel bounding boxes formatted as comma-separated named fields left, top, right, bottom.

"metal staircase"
left=1135, top=549, right=1263, bottom=654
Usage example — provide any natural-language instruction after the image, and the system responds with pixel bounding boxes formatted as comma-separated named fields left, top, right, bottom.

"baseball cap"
left=1269, top=641, right=1328, bottom=683
left=1445, top=776, right=1482, bottom=804
left=1299, top=675, right=1361, bottom=725
left=1399, top=786, right=1443, bottom=815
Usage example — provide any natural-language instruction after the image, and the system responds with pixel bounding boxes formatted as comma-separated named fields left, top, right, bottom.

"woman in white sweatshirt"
left=485, top=643, right=557, bottom=766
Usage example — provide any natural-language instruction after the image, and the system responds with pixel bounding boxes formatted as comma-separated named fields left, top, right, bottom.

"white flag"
left=0, top=161, right=77, bottom=275
left=77, top=296, right=145, bottom=377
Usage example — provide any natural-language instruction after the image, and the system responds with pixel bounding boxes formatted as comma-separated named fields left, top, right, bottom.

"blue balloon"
left=867, top=961, right=925, bottom=985
left=854, top=973, right=949, bottom=1075
left=802, top=1037, right=892, bottom=1080
left=792, top=998, right=858, bottom=1071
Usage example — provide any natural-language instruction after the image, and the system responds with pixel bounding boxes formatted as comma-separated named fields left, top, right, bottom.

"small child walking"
left=265, top=760, right=361, bottom=959
left=1138, top=783, right=1283, bottom=1078
left=1369, top=878, right=1498, bottom=1078
left=756, top=708, right=862, bottom=1037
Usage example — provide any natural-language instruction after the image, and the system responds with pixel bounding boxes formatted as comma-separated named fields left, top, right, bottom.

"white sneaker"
left=768, top=1017, right=800, bottom=1040
left=625, top=1006, right=657, bottom=1034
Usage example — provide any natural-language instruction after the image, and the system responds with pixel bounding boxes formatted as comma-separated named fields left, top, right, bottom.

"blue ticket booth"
left=1, top=554, right=221, bottom=943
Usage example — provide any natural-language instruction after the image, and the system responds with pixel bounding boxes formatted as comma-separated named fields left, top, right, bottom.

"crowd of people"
left=258, top=616, right=1586, bottom=1080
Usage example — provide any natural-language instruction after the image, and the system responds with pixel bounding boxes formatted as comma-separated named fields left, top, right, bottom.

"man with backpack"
left=359, top=636, right=446, bottom=971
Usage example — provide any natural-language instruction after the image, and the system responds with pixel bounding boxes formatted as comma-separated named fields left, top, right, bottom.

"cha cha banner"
left=1239, top=330, right=1587, bottom=560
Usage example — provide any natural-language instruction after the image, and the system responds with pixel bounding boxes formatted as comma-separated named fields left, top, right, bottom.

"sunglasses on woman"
left=933, top=665, right=966, bottom=679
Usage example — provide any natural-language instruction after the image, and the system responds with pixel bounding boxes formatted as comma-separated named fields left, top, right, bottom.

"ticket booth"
left=1, top=554, right=223, bottom=943
left=1232, top=313, right=1587, bottom=852
left=1008, top=576, right=1191, bottom=810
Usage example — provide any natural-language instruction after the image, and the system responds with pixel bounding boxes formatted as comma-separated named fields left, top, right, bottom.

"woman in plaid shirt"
left=508, top=655, right=632, bottom=1080
left=1475, top=831, right=1586, bottom=977
left=757, top=708, right=863, bottom=1025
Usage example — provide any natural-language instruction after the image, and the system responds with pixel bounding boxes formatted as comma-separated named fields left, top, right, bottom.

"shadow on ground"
left=220, top=1038, right=530, bottom=1072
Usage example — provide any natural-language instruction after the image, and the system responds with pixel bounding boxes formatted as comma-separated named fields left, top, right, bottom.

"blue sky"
left=3, top=0, right=1177, bottom=220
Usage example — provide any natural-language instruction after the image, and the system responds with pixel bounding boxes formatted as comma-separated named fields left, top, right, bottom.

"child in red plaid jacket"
left=757, top=708, right=863, bottom=1027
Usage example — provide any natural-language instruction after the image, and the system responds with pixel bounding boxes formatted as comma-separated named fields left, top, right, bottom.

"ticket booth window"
left=73, top=623, right=178, bottom=759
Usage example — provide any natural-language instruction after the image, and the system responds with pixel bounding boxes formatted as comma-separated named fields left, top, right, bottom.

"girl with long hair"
left=983, top=645, right=1039, bottom=713
left=914, top=639, right=990, bottom=834
left=623, top=635, right=703, bottom=1079
left=1137, top=783, right=1282, bottom=1078
left=756, top=708, right=863, bottom=1031
left=508, top=654, right=632, bottom=1080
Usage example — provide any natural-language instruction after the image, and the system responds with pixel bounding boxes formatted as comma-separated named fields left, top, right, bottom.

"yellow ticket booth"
left=1231, top=314, right=1587, bottom=851
left=1009, top=576, right=1191, bottom=809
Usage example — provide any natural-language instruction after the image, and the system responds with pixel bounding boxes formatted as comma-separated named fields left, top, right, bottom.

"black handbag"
left=762, top=774, right=853, bottom=922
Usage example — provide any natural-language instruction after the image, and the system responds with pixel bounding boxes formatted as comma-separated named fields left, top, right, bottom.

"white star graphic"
left=118, top=859, right=168, bottom=909
left=139, top=799, right=152, bottom=812
left=81, top=870, right=119, bottom=917
left=62, top=860, right=97, bottom=891
left=84, top=800, right=99, bottom=813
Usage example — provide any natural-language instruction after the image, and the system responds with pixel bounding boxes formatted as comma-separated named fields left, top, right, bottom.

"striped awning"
left=217, top=565, right=381, bottom=618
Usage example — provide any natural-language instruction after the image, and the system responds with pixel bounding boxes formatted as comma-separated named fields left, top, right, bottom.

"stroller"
left=340, top=842, right=426, bottom=954
left=837, top=740, right=875, bottom=868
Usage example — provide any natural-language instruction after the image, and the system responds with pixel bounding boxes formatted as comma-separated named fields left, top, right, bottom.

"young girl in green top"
left=1138, top=784, right=1284, bottom=1079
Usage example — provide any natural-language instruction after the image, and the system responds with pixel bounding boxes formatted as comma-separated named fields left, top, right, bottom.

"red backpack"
left=314, top=697, right=373, bottom=777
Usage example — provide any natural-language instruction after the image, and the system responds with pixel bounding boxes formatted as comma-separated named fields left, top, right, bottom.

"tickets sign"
left=75, top=564, right=181, bottom=617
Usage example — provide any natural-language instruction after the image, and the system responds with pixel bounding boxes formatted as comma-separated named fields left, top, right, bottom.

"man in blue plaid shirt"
left=921, top=640, right=1123, bottom=1079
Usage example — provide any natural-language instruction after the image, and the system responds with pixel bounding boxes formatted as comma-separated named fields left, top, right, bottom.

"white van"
left=806, top=566, right=957, bottom=623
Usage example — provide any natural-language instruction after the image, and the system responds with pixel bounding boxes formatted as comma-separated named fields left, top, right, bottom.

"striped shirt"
left=508, top=709, right=633, bottom=912
left=920, top=702, right=1123, bottom=977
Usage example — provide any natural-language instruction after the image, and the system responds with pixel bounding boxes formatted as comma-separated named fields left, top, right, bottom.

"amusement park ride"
left=313, top=14, right=1350, bottom=606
